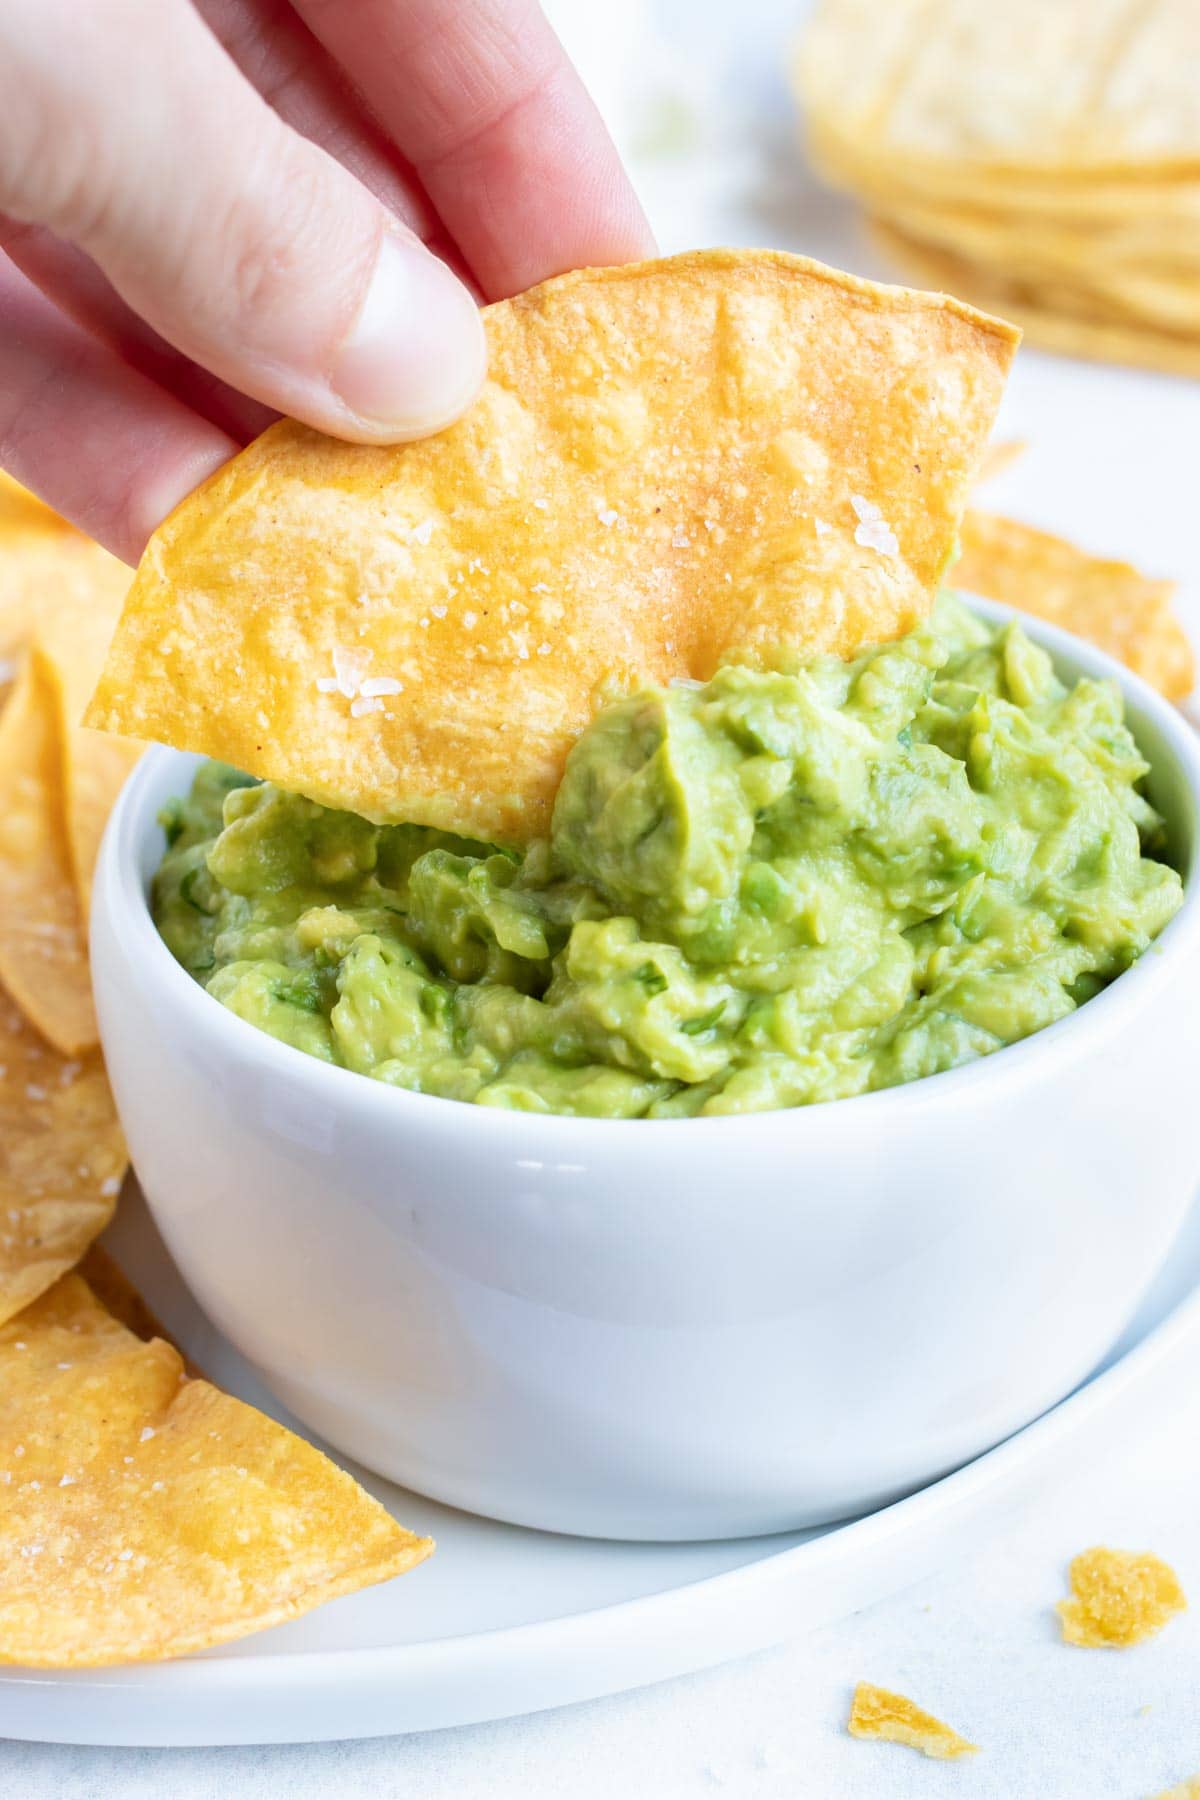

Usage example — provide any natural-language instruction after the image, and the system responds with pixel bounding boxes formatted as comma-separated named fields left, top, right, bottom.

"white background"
left=10, top=0, right=1200, bottom=1793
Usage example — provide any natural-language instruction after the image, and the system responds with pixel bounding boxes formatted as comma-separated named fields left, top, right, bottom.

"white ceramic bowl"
left=92, top=601, right=1200, bottom=1541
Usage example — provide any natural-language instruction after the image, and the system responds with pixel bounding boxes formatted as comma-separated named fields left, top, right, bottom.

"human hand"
left=0, top=0, right=653, bottom=562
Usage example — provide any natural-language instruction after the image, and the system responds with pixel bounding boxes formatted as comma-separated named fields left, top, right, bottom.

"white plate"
left=3, top=1184, right=1200, bottom=1748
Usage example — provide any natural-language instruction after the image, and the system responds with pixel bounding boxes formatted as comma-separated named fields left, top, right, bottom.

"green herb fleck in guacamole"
left=153, top=597, right=1183, bottom=1118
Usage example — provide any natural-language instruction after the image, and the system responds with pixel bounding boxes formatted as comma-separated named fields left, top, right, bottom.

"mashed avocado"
left=154, top=597, right=1183, bottom=1118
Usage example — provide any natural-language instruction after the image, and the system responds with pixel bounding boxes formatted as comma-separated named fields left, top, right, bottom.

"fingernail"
left=331, top=232, right=487, bottom=436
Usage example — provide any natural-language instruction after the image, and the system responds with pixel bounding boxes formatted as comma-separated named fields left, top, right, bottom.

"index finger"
left=289, top=0, right=655, bottom=298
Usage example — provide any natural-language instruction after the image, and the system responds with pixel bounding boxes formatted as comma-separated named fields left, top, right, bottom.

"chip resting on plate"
left=955, top=510, right=1195, bottom=700
left=32, top=566, right=140, bottom=914
left=0, top=988, right=124, bottom=1329
left=0, top=483, right=138, bottom=910
left=0, top=513, right=130, bottom=664
left=847, top=1681, right=978, bottom=1759
left=87, top=249, right=1017, bottom=841
left=0, top=1271, right=433, bottom=1665
left=0, top=653, right=97, bottom=1055
left=1057, top=1546, right=1187, bottom=1648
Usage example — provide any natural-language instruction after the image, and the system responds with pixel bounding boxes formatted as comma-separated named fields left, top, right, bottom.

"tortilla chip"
left=796, top=2, right=1200, bottom=379
left=0, top=1271, right=433, bottom=1666
left=847, top=1682, right=978, bottom=1759
left=0, top=653, right=96, bottom=1054
left=0, top=523, right=130, bottom=665
left=1057, top=1546, right=1186, bottom=1648
left=955, top=510, right=1195, bottom=700
left=797, top=0, right=1200, bottom=176
left=975, top=439, right=1027, bottom=485
left=873, top=204, right=1200, bottom=340
left=61, top=728, right=141, bottom=914
left=0, top=988, right=124, bottom=1329
left=0, top=472, right=65, bottom=536
left=88, top=249, right=1017, bottom=841
left=869, top=222, right=1200, bottom=379
left=803, top=110, right=1200, bottom=223
left=33, top=582, right=140, bottom=913
left=0, top=511, right=138, bottom=909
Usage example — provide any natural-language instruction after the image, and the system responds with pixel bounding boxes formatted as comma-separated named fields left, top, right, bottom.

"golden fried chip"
left=0, top=472, right=65, bottom=535
left=869, top=222, right=1200, bottom=379
left=847, top=1682, right=978, bottom=1759
left=1057, top=1546, right=1186, bottom=1649
left=796, top=2, right=1200, bottom=380
left=955, top=510, right=1195, bottom=700
left=797, top=0, right=1200, bottom=177
left=975, top=439, right=1027, bottom=486
left=873, top=203, right=1200, bottom=339
left=0, top=989, right=124, bottom=1329
left=61, top=728, right=141, bottom=915
left=802, top=114, right=1200, bottom=227
left=0, top=508, right=135, bottom=908
left=0, top=653, right=96, bottom=1054
left=0, top=1271, right=433, bottom=1666
left=33, top=571, right=140, bottom=913
left=88, top=249, right=1017, bottom=840
left=0, top=522, right=130, bottom=664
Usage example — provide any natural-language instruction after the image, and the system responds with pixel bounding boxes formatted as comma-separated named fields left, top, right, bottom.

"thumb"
left=0, top=0, right=486, bottom=443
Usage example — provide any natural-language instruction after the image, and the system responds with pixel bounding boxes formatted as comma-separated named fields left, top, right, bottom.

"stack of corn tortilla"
left=794, top=0, right=1200, bottom=378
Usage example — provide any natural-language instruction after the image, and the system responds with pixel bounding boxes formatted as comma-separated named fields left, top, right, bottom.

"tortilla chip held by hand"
left=87, top=249, right=1017, bottom=841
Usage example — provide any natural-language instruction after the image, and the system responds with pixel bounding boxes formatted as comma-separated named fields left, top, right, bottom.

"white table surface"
left=11, top=2, right=1200, bottom=1793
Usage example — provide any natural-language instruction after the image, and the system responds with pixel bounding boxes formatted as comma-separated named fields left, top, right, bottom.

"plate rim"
left=5, top=1246, right=1199, bottom=1742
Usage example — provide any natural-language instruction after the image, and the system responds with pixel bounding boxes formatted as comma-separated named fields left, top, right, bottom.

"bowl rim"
left=95, top=594, right=1200, bottom=1143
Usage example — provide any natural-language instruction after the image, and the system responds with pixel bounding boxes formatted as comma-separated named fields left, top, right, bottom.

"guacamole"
left=154, top=597, right=1183, bottom=1118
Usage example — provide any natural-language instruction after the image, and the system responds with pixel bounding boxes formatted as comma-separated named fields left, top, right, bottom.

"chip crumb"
left=1057, top=1547, right=1186, bottom=1648
left=847, top=1682, right=978, bottom=1760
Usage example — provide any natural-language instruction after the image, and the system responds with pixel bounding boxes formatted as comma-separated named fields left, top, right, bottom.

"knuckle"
left=208, top=135, right=373, bottom=348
